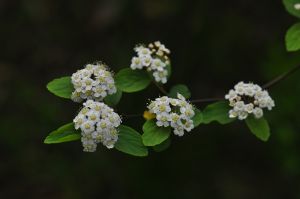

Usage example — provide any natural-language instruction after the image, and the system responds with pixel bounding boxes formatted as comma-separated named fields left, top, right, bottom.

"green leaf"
left=115, top=125, right=148, bottom=157
left=286, top=23, right=300, bottom=51
left=166, top=63, right=172, bottom=79
left=44, top=123, right=81, bottom=144
left=202, top=101, right=235, bottom=124
left=283, top=0, right=300, bottom=19
left=104, top=89, right=122, bottom=106
left=192, top=108, right=203, bottom=127
left=168, top=84, right=191, bottom=99
left=153, top=137, right=171, bottom=152
left=115, top=68, right=152, bottom=93
left=245, top=116, right=270, bottom=141
left=142, top=120, right=171, bottom=146
left=47, top=76, right=73, bottom=99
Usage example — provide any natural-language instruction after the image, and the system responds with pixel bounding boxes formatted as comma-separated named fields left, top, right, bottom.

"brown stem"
left=190, top=97, right=224, bottom=103
left=123, top=65, right=300, bottom=119
left=262, top=65, right=300, bottom=89
left=122, top=113, right=142, bottom=118
left=152, top=80, right=168, bottom=95
left=190, top=65, right=300, bottom=103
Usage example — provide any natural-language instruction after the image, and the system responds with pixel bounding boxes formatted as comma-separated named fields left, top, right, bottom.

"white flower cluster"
left=130, top=41, right=171, bottom=84
left=73, top=100, right=122, bottom=152
left=148, top=94, right=195, bottom=136
left=225, top=82, right=275, bottom=120
left=294, top=3, right=300, bottom=10
left=71, top=63, right=117, bottom=103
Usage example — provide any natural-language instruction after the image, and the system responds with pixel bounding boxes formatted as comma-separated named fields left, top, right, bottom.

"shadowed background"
left=1, top=0, right=300, bottom=198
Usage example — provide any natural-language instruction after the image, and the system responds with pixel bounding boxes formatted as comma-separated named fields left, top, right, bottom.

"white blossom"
left=153, top=70, right=168, bottom=84
left=130, top=41, right=171, bottom=84
left=295, top=3, right=300, bottom=10
left=148, top=94, right=195, bottom=136
left=253, top=107, right=264, bottom=119
left=130, top=57, right=143, bottom=69
left=135, top=46, right=152, bottom=57
left=73, top=100, right=122, bottom=152
left=141, top=55, right=152, bottom=67
left=151, top=58, right=166, bottom=71
left=225, top=82, right=275, bottom=120
left=71, top=63, right=117, bottom=103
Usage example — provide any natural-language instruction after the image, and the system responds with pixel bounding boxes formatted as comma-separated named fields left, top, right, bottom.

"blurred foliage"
left=1, top=0, right=300, bottom=198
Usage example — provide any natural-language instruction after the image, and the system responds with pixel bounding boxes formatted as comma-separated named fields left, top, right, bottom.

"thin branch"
left=122, top=65, right=300, bottom=119
left=190, top=65, right=300, bottom=103
left=152, top=80, right=168, bottom=95
left=122, top=113, right=142, bottom=118
left=263, top=65, right=300, bottom=89
left=190, top=97, right=224, bottom=103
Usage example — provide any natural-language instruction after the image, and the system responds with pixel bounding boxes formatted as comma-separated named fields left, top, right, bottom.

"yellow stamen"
left=143, top=111, right=155, bottom=120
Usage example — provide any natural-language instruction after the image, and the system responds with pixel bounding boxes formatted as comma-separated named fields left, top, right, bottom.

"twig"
left=152, top=80, right=168, bottom=95
left=262, top=65, right=300, bottom=89
left=122, top=113, right=142, bottom=118
left=122, top=65, right=300, bottom=119
left=190, top=97, right=224, bottom=103
left=190, top=65, right=300, bottom=103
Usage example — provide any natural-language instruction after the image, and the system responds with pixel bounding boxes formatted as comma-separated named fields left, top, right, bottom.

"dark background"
left=1, top=0, right=300, bottom=198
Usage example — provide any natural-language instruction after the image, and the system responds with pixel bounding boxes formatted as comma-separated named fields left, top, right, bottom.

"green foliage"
left=192, top=108, right=203, bottom=127
left=153, top=137, right=171, bottom=152
left=142, top=120, right=171, bottom=146
left=283, top=0, right=300, bottom=18
left=115, top=68, right=152, bottom=93
left=104, top=89, right=122, bottom=107
left=166, top=63, right=172, bottom=79
left=202, top=101, right=235, bottom=124
left=246, top=116, right=270, bottom=141
left=45, top=30, right=283, bottom=155
left=168, top=84, right=191, bottom=99
left=286, top=23, right=300, bottom=51
left=115, top=125, right=148, bottom=157
left=47, top=76, right=73, bottom=99
left=44, top=123, right=80, bottom=144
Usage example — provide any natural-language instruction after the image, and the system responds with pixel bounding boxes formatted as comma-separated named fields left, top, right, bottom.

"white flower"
left=235, top=83, right=245, bottom=95
left=156, top=112, right=170, bottom=127
left=81, top=137, right=97, bottom=152
left=253, top=107, right=263, bottom=119
left=169, top=113, right=180, bottom=125
left=173, top=127, right=184, bottom=136
left=159, top=44, right=170, bottom=54
left=74, top=100, right=122, bottom=152
left=136, top=46, right=152, bottom=57
left=153, top=41, right=171, bottom=54
left=153, top=70, right=168, bottom=84
left=244, top=86, right=255, bottom=96
left=151, top=58, right=166, bottom=71
left=295, top=3, right=300, bottom=10
left=101, top=128, right=118, bottom=149
left=81, top=121, right=96, bottom=134
left=238, top=111, right=248, bottom=120
left=130, top=41, right=170, bottom=84
left=148, top=93, right=195, bottom=136
left=71, top=63, right=117, bottom=103
left=266, top=99, right=275, bottom=110
left=244, top=103, right=254, bottom=113
left=225, top=82, right=275, bottom=120
left=131, top=57, right=143, bottom=69
left=141, top=55, right=152, bottom=67
left=229, top=110, right=238, bottom=118
left=73, top=114, right=87, bottom=129
left=183, top=120, right=194, bottom=132
left=225, top=89, right=237, bottom=100
left=234, top=101, right=245, bottom=111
